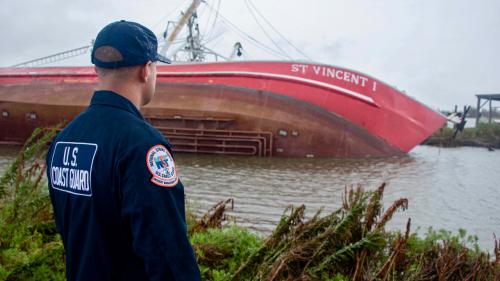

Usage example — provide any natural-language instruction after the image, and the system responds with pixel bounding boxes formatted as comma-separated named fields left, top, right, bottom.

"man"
left=46, top=20, right=201, bottom=281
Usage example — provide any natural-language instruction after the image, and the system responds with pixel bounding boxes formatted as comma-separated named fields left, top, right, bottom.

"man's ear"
left=139, top=62, right=152, bottom=82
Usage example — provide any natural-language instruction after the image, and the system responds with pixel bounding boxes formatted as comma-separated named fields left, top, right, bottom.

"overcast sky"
left=1, top=0, right=499, bottom=111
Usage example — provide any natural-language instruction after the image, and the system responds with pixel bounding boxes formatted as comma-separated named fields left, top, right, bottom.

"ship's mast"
left=162, top=0, right=231, bottom=62
left=164, top=0, right=202, bottom=52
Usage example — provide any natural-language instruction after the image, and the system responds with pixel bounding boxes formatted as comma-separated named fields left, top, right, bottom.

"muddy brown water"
left=1, top=145, right=499, bottom=251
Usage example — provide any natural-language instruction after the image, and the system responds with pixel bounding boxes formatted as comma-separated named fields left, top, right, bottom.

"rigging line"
left=247, top=0, right=312, bottom=61
left=204, top=2, right=289, bottom=59
left=202, top=34, right=224, bottom=50
left=244, top=0, right=292, bottom=59
left=166, top=3, right=207, bottom=50
left=151, top=0, right=191, bottom=31
left=197, top=3, right=208, bottom=21
left=200, top=0, right=214, bottom=40
left=204, top=0, right=222, bottom=42
left=217, top=16, right=289, bottom=60
left=192, top=2, right=208, bottom=29
left=204, top=2, right=287, bottom=58
left=158, top=35, right=189, bottom=44
left=195, top=2, right=209, bottom=39
left=201, top=29, right=224, bottom=45
left=11, top=45, right=92, bottom=67
left=158, top=37, right=188, bottom=47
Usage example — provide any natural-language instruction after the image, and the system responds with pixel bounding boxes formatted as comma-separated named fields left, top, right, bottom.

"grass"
left=0, top=127, right=499, bottom=280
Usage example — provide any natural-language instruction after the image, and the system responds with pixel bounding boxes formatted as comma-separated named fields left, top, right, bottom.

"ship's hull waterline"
left=0, top=61, right=446, bottom=157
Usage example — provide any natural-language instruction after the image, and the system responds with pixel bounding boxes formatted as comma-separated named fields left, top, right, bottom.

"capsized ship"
left=0, top=61, right=446, bottom=157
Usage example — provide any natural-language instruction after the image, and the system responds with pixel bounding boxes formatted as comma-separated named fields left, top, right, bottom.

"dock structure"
left=476, top=93, right=500, bottom=126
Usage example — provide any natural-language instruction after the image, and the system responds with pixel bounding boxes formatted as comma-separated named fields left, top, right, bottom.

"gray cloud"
left=1, top=0, right=499, bottom=110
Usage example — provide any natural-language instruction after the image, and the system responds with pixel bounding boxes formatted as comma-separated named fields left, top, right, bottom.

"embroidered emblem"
left=50, top=142, right=98, bottom=197
left=146, top=145, right=178, bottom=187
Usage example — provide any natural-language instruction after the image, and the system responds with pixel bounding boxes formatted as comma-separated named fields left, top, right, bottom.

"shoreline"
left=422, top=137, right=500, bottom=149
left=422, top=123, right=500, bottom=149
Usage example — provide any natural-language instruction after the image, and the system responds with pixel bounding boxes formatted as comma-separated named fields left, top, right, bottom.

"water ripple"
left=1, top=145, right=499, bottom=251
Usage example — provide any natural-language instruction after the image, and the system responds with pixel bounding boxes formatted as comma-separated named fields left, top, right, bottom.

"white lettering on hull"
left=292, top=64, right=375, bottom=91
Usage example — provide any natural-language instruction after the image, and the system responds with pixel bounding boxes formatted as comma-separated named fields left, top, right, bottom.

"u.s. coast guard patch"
left=146, top=145, right=178, bottom=188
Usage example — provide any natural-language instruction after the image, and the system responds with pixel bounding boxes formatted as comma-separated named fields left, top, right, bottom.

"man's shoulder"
left=79, top=105, right=160, bottom=138
left=51, top=106, right=171, bottom=157
left=107, top=115, right=172, bottom=157
left=124, top=117, right=165, bottom=141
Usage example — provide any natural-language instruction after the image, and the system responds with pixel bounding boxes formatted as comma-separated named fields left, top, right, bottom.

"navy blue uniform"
left=46, top=90, right=201, bottom=281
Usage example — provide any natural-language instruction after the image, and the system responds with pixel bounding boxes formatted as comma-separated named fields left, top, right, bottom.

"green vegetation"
left=0, top=127, right=64, bottom=281
left=425, top=122, right=500, bottom=148
left=0, top=127, right=499, bottom=280
left=191, top=187, right=499, bottom=281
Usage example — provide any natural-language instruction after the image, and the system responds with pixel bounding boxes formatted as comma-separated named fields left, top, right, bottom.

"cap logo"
left=146, top=145, right=178, bottom=188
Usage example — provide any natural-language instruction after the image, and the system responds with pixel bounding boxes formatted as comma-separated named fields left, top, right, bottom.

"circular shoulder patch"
left=146, top=145, right=178, bottom=188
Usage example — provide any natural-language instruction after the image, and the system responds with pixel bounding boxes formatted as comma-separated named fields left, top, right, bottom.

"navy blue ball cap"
left=91, top=20, right=171, bottom=69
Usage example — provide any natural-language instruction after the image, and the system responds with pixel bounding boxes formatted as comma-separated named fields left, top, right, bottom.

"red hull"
left=0, top=61, right=446, bottom=157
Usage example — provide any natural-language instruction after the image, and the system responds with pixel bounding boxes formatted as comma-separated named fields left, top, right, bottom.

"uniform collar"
left=90, top=90, right=144, bottom=120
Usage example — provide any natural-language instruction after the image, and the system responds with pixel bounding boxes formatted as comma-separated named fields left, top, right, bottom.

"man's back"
left=47, top=91, right=200, bottom=281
